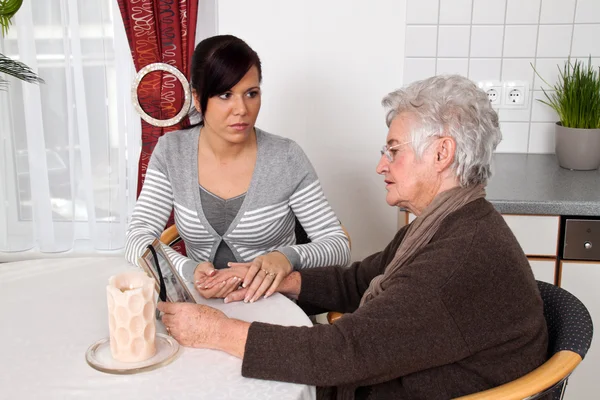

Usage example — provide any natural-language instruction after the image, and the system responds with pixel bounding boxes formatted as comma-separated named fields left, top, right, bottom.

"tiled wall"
left=404, top=0, right=600, bottom=154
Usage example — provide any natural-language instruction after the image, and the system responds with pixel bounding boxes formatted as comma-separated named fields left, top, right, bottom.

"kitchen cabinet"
left=559, top=261, right=599, bottom=400
left=401, top=212, right=560, bottom=256
left=528, top=258, right=556, bottom=284
left=502, top=215, right=560, bottom=257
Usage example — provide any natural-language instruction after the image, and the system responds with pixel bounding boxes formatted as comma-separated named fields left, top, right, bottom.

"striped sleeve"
left=124, top=141, right=199, bottom=278
left=277, top=142, right=351, bottom=269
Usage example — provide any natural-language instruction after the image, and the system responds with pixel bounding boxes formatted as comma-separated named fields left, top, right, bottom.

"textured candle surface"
left=106, top=271, right=157, bottom=362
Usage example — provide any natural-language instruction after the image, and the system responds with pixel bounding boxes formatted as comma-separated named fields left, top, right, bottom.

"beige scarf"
left=359, top=184, right=486, bottom=307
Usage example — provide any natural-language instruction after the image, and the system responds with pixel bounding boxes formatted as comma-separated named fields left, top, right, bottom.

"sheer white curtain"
left=0, top=0, right=140, bottom=257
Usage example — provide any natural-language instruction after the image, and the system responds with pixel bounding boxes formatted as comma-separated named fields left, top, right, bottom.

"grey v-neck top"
left=199, top=186, right=245, bottom=269
left=125, top=126, right=351, bottom=282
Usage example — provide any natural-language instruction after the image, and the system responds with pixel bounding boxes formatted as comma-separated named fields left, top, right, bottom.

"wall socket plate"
left=503, top=81, right=528, bottom=109
left=477, top=80, right=529, bottom=109
left=478, top=81, right=503, bottom=106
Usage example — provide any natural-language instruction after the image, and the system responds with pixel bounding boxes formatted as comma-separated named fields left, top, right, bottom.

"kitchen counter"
left=487, top=154, right=600, bottom=216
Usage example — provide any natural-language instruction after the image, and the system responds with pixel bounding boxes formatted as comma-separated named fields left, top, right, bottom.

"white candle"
left=106, top=271, right=157, bottom=362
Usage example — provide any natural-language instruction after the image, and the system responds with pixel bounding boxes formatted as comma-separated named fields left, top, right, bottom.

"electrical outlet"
left=477, top=81, right=503, bottom=106
left=487, top=88, right=501, bottom=105
left=506, top=88, right=524, bottom=104
left=502, top=81, right=528, bottom=109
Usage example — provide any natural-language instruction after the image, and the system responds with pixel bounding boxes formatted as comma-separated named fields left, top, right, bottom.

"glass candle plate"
left=86, top=333, right=180, bottom=375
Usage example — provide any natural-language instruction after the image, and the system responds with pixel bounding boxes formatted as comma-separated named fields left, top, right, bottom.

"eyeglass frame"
left=380, top=140, right=412, bottom=162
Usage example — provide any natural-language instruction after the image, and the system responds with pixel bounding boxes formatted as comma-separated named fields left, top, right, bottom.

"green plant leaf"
left=0, top=0, right=23, bottom=36
left=0, top=52, right=45, bottom=88
left=532, top=56, right=600, bottom=129
left=0, top=1, right=44, bottom=89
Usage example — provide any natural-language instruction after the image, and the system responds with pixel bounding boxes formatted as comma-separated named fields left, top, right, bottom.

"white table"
left=0, top=257, right=315, bottom=400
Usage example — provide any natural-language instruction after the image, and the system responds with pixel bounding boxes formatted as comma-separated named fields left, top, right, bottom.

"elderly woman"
left=158, top=75, right=548, bottom=399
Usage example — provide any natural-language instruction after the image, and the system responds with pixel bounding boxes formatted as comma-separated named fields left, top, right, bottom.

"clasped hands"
left=194, top=251, right=292, bottom=303
left=160, top=252, right=295, bottom=352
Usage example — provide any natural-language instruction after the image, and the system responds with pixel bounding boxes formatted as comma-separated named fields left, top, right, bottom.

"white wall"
left=404, top=0, right=600, bottom=154
left=218, top=0, right=407, bottom=261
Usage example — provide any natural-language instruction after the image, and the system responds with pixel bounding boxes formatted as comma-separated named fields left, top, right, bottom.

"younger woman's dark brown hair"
left=189, top=35, right=262, bottom=127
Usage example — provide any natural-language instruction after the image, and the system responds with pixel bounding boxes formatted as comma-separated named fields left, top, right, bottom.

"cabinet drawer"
left=527, top=258, right=555, bottom=284
left=503, top=215, right=560, bottom=257
left=559, top=260, right=600, bottom=399
left=402, top=212, right=560, bottom=257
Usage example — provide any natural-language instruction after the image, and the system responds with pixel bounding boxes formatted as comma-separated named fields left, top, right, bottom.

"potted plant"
left=534, top=57, right=600, bottom=170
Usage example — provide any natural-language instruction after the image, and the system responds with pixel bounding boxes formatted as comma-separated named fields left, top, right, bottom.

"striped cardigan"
left=125, top=127, right=351, bottom=281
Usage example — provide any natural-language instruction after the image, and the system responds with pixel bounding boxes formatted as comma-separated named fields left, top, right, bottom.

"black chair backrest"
left=294, top=216, right=310, bottom=245
left=530, top=281, right=594, bottom=400
left=536, top=280, right=593, bottom=358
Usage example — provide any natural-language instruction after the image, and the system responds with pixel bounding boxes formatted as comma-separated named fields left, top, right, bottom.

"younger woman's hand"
left=229, top=251, right=293, bottom=303
left=193, top=262, right=216, bottom=288
left=193, top=262, right=240, bottom=299
left=197, top=265, right=249, bottom=290
left=197, top=276, right=242, bottom=299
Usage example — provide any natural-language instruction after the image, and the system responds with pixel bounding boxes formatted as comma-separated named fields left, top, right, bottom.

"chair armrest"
left=327, top=312, right=344, bottom=324
left=160, top=225, right=180, bottom=246
left=453, top=350, right=582, bottom=400
left=341, top=225, right=352, bottom=250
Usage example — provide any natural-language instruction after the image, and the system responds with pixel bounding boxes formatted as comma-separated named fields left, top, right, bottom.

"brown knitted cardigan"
left=241, top=198, right=548, bottom=399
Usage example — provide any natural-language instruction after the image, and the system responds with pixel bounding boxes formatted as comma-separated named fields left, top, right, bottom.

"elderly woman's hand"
left=229, top=251, right=293, bottom=303
left=158, top=302, right=250, bottom=358
left=158, top=302, right=226, bottom=348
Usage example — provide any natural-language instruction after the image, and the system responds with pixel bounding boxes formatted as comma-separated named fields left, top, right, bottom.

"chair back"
left=537, top=280, right=593, bottom=360
left=455, top=281, right=593, bottom=400
left=533, top=281, right=593, bottom=399
left=294, top=216, right=310, bottom=245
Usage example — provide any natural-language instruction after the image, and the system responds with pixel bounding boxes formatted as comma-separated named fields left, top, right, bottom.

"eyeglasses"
left=380, top=141, right=412, bottom=162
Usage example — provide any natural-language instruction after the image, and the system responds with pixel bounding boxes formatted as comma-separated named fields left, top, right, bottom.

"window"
left=0, top=0, right=140, bottom=255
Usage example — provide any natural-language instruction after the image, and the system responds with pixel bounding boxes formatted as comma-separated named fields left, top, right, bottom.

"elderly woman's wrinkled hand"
left=229, top=251, right=293, bottom=303
left=158, top=302, right=227, bottom=348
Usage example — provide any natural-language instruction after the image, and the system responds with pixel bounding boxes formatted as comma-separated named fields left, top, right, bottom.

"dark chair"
left=329, top=281, right=593, bottom=400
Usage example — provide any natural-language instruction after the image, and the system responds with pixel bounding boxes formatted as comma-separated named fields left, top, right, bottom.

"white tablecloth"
left=0, top=257, right=315, bottom=400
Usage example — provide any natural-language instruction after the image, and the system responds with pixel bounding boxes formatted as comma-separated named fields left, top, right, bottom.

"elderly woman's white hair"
left=382, top=75, right=502, bottom=187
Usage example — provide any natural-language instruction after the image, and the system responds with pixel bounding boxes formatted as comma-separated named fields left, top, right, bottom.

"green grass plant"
left=533, top=57, right=600, bottom=129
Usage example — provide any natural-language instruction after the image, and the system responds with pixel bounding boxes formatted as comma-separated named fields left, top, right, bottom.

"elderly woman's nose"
left=376, top=155, right=388, bottom=174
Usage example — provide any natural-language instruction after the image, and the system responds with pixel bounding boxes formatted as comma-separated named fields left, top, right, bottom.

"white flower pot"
left=555, top=122, right=600, bottom=170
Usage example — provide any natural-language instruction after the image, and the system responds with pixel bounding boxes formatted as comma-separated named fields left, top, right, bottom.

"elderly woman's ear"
left=433, top=136, right=456, bottom=172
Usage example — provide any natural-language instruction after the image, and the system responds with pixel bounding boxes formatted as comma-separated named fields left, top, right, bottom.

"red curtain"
left=118, top=0, right=198, bottom=254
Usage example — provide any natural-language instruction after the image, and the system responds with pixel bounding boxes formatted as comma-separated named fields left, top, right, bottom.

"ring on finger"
left=262, top=269, right=275, bottom=278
